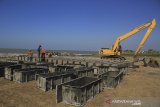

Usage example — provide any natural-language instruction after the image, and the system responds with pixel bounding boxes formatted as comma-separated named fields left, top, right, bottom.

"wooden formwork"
left=13, top=68, right=49, bottom=83
left=56, top=77, right=103, bottom=106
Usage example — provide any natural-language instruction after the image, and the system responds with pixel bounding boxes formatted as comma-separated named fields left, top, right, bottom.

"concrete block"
left=56, top=77, right=103, bottom=106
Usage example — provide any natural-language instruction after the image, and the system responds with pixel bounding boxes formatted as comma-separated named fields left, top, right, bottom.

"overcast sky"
left=0, top=0, right=160, bottom=51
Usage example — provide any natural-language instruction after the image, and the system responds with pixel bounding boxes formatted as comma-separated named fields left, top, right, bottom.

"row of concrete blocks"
left=16, top=55, right=131, bottom=75
left=2, top=62, right=102, bottom=106
left=17, top=56, right=101, bottom=67
left=38, top=63, right=128, bottom=91
left=16, top=55, right=131, bottom=67
left=36, top=67, right=102, bottom=106
left=3, top=63, right=49, bottom=82
left=37, top=67, right=94, bottom=91
left=1, top=61, right=128, bottom=87
left=1, top=63, right=102, bottom=107
left=37, top=64, right=129, bottom=106
left=2, top=62, right=93, bottom=84
left=0, top=60, right=130, bottom=107
left=2, top=61, right=129, bottom=88
left=56, top=63, right=129, bottom=106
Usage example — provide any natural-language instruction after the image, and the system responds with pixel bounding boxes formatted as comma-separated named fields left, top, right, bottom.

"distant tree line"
left=122, top=49, right=160, bottom=56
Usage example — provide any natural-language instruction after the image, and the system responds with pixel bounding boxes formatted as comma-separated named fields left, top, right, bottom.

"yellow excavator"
left=99, top=19, right=156, bottom=61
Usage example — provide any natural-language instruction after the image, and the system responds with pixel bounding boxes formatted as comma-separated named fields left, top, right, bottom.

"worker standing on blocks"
left=41, top=48, right=46, bottom=62
left=37, top=45, right=42, bottom=62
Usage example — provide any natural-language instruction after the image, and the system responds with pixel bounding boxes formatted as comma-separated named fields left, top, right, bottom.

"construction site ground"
left=0, top=59, right=160, bottom=107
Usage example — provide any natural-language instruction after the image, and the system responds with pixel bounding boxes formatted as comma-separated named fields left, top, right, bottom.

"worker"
left=37, top=45, right=42, bottom=62
left=41, top=48, right=46, bottom=62
left=27, top=50, right=33, bottom=62
left=48, top=52, right=52, bottom=58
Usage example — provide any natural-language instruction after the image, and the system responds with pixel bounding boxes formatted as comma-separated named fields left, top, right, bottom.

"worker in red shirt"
left=41, top=48, right=46, bottom=62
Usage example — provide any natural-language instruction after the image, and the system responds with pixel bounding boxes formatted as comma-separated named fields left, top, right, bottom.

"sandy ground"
left=0, top=66, right=160, bottom=107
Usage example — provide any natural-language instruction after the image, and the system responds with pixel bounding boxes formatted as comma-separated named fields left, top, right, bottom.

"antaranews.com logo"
left=105, top=98, right=141, bottom=106
left=104, top=97, right=160, bottom=107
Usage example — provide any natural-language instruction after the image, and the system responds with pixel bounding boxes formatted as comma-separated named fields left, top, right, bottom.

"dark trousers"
left=38, top=52, right=41, bottom=62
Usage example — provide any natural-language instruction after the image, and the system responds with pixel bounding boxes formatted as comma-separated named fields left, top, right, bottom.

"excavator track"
left=101, top=55, right=126, bottom=62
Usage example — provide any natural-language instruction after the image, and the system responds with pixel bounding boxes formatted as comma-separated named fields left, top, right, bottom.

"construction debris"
left=148, top=58, right=159, bottom=68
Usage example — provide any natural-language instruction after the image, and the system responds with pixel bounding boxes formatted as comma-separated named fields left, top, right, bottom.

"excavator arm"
left=134, top=19, right=156, bottom=57
left=112, top=19, right=156, bottom=55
